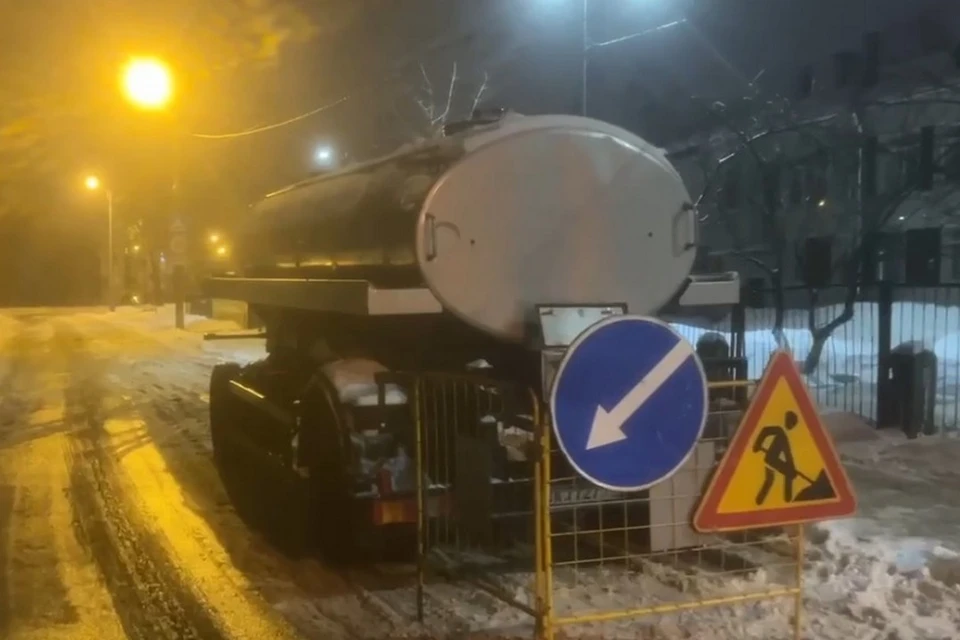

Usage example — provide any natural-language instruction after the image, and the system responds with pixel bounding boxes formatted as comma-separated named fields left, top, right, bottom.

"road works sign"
left=693, top=350, right=857, bottom=532
left=550, top=315, right=708, bottom=492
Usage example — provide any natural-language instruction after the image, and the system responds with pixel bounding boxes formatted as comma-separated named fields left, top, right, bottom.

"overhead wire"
left=186, top=3, right=522, bottom=141
left=190, top=96, right=349, bottom=139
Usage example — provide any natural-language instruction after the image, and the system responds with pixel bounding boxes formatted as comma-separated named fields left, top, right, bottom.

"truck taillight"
left=376, top=467, right=393, bottom=495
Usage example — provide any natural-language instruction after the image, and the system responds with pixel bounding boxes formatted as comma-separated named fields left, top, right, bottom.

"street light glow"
left=314, top=145, right=335, bottom=167
left=85, top=175, right=101, bottom=190
left=209, top=233, right=220, bottom=244
left=121, top=57, right=173, bottom=110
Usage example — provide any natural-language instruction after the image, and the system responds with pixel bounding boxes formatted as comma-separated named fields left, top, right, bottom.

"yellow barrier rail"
left=538, top=378, right=805, bottom=640
left=407, top=373, right=806, bottom=638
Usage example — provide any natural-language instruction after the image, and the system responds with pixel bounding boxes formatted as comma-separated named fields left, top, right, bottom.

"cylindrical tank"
left=237, top=113, right=698, bottom=342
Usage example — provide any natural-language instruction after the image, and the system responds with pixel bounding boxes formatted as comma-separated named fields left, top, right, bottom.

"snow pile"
left=108, top=304, right=244, bottom=335
left=804, top=520, right=960, bottom=640
left=389, top=431, right=960, bottom=638
left=321, top=358, right=408, bottom=406
left=83, top=305, right=267, bottom=365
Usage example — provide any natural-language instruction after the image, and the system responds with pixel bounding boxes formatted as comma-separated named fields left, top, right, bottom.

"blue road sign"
left=549, top=315, right=708, bottom=492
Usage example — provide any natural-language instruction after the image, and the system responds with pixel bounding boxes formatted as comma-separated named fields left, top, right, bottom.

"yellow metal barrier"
left=538, top=379, right=805, bottom=640
left=411, top=373, right=547, bottom=629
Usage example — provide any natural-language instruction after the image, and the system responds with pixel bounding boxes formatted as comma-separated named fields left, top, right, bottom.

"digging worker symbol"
left=752, top=410, right=837, bottom=506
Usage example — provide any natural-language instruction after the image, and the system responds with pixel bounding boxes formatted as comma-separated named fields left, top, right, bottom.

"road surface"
left=2, top=307, right=958, bottom=640
left=0, top=308, right=477, bottom=640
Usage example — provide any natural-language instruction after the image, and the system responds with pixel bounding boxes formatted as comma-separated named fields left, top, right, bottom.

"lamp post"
left=85, top=175, right=115, bottom=310
left=119, top=56, right=187, bottom=327
left=574, top=1, right=687, bottom=116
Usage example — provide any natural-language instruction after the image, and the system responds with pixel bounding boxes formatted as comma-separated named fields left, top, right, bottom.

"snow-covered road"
left=0, top=306, right=957, bottom=639
left=0, top=307, right=479, bottom=639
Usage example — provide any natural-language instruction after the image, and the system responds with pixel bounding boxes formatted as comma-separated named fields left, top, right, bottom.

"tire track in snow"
left=79, top=314, right=427, bottom=637
left=53, top=319, right=229, bottom=640
left=67, top=440, right=227, bottom=639
left=54, top=315, right=336, bottom=639
left=69, top=311, right=529, bottom=638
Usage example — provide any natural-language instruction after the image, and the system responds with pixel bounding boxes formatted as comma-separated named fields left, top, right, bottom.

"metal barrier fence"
left=409, top=373, right=808, bottom=638
left=412, top=373, right=548, bottom=628
left=538, top=379, right=805, bottom=640
left=732, top=282, right=960, bottom=433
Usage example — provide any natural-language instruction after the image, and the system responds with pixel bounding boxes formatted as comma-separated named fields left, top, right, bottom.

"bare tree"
left=410, top=62, right=491, bottom=138
left=694, top=76, right=960, bottom=374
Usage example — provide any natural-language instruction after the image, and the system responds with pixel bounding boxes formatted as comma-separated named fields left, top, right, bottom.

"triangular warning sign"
left=693, top=350, right=857, bottom=532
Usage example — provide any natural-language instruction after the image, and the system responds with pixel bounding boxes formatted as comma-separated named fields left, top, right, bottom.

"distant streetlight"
left=84, top=175, right=116, bottom=310
left=314, top=145, right=335, bottom=168
left=208, top=233, right=221, bottom=244
left=215, top=244, right=229, bottom=258
left=121, top=57, right=173, bottom=110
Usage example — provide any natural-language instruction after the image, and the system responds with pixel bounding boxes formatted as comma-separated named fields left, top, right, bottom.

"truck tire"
left=209, top=362, right=241, bottom=470
left=297, top=373, right=358, bottom=563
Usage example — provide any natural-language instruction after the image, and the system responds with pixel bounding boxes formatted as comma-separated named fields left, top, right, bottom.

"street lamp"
left=121, top=57, right=174, bottom=110
left=85, top=175, right=116, bottom=310
left=118, top=55, right=189, bottom=327
left=314, top=144, right=335, bottom=169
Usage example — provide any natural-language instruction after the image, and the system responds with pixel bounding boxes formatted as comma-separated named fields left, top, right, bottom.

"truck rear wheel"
left=297, top=373, right=359, bottom=563
left=209, top=362, right=241, bottom=470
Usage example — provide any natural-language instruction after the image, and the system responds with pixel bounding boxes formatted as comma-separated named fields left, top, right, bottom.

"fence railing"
left=412, top=373, right=547, bottom=627
left=538, top=379, right=804, bottom=640
left=410, top=373, right=807, bottom=639
left=671, top=282, right=960, bottom=434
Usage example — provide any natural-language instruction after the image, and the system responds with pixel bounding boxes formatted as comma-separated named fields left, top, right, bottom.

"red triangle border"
left=693, top=350, right=858, bottom=532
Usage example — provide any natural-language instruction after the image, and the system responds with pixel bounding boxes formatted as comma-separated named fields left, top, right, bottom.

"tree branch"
left=433, top=61, right=458, bottom=126
left=470, top=72, right=490, bottom=113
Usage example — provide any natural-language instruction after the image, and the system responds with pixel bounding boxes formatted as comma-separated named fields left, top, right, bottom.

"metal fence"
left=538, top=380, right=805, bottom=640
left=406, top=373, right=817, bottom=638
left=670, top=282, right=960, bottom=434
left=412, top=373, right=547, bottom=627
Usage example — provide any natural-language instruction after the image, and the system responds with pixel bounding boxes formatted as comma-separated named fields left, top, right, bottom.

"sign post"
left=170, top=218, right=187, bottom=329
left=549, top=315, right=709, bottom=492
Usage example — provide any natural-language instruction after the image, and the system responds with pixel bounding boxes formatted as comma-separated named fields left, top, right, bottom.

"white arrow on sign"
left=586, top=339, right=695, bottom=451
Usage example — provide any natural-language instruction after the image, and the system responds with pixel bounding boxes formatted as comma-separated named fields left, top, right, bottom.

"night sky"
left=0, top=0, right=957, bottom=305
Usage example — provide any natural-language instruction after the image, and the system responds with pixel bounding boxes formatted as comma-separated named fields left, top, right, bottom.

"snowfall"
left=4, top=304, right=957, bottom=640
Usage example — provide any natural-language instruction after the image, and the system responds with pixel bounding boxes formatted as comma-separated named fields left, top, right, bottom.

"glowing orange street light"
left=121, top=57, right=173, bottom=110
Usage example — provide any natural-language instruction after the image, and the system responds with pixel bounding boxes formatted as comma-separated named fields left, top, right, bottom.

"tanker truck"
left=205, top=110, right=740, bottom=557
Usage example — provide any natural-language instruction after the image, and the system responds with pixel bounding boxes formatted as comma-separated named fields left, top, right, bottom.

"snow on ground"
left=86, top=304, right=267, bottom=365
left=40, top=305, right=958, bottom=639
left=397, top=428, right=960, bottom=639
